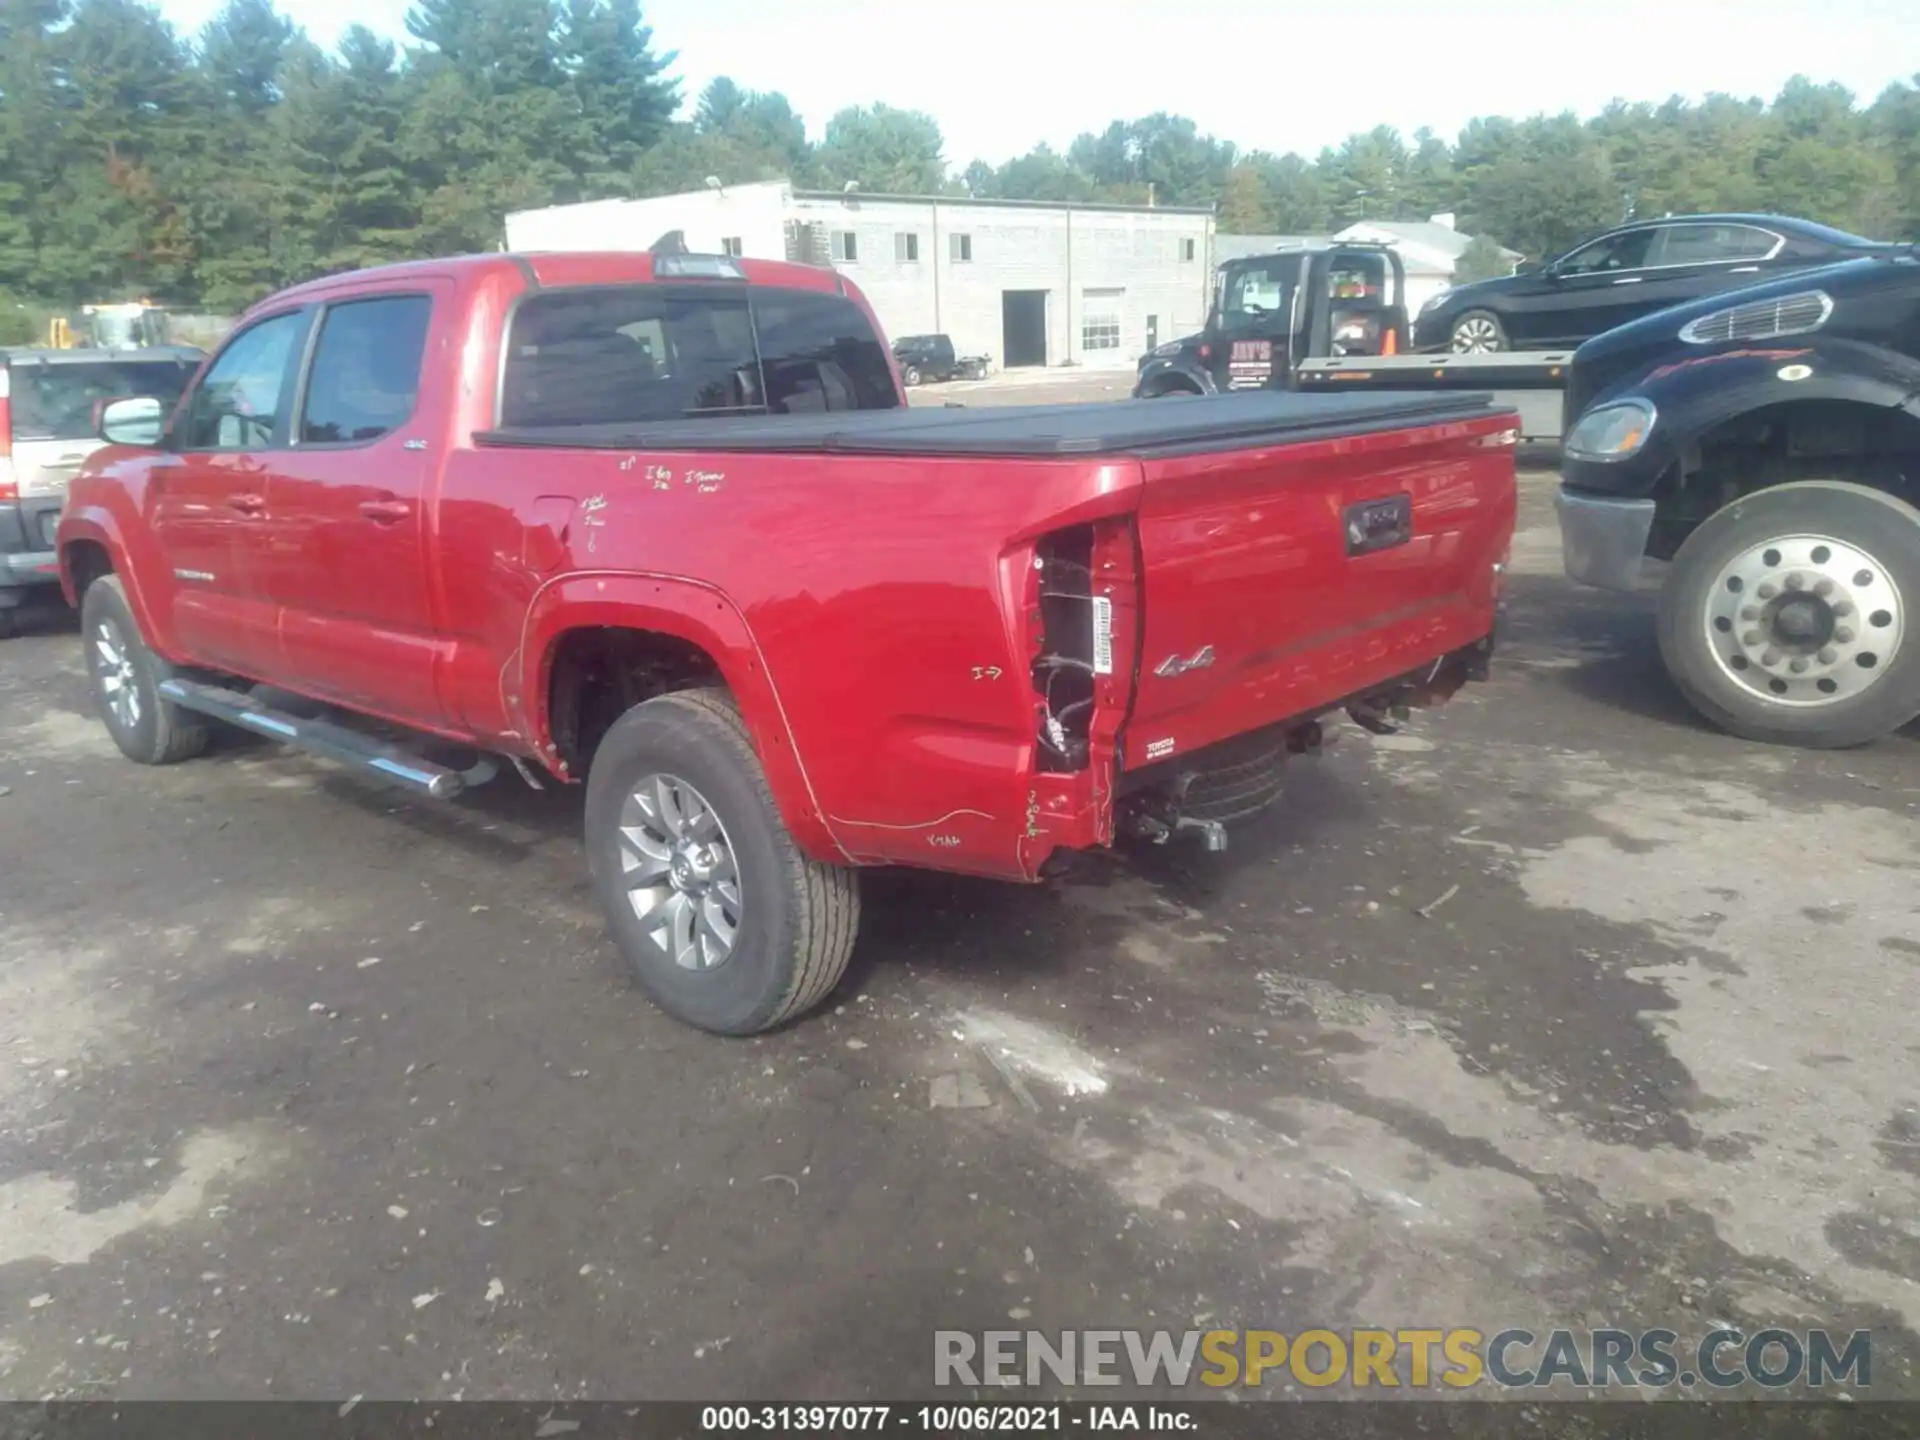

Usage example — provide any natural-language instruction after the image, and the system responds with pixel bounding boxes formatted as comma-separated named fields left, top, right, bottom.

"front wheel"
left=80, top=574, right=211, bottom=765
left=1656, top=481, right=1920, bottom=748
left=902, top=364, right=922, bottom=387
left=584, top=688, right=860, bottom=1035
left=1449, top=309, right=1508, bottom=353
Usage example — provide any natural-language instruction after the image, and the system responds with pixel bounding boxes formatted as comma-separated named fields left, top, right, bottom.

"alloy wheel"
left=617, top=772, right=744, bottom=970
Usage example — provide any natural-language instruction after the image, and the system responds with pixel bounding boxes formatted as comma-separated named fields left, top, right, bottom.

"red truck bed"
left=462, top=390, right=1516, bottom=876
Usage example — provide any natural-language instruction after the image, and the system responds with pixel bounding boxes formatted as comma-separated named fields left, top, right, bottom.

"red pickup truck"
left=57, top=243, right=1518, bottom=1036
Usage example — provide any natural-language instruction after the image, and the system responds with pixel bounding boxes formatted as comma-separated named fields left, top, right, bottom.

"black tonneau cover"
left=475, top=390, right=1506, bottom=459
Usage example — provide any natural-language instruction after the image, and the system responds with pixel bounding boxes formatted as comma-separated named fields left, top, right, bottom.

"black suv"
left=1414, top=214, right=1892, bottom=354
left=890, top=334, right=959, bottom=386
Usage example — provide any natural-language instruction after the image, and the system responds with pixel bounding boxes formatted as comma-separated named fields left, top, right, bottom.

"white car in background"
left=0, top=346, right=202, bottom=636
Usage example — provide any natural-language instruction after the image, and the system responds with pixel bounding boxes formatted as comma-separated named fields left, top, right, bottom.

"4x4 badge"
left=1155, top=645, right=1215, bottom=678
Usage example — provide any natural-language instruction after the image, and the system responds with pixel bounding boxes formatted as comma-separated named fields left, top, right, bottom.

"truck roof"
left=262, top=250, right=853, bottom=311
left=0, top=345, right=204, bottom=366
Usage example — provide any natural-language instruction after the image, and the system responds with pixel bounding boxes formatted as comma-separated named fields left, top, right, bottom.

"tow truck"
left=1133, top=242, right=1571, bottom=441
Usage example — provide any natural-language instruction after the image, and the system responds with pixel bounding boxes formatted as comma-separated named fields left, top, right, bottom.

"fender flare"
left=1589, top=343, right=1920, bottom=491
left=513, top=569, right=849, bottom=864
left=56, top=507, right=170, bottom=653
left=1132, top=358, right=1215, bottom=398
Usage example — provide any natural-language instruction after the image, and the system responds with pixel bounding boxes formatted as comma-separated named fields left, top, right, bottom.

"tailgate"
left=1123, top=412, right=1516, bottom=766
left=9, top=436, right=103, bottom=499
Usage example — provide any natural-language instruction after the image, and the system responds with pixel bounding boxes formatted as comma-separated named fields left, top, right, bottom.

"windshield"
left=500, top=285, right=901, bottom=427
left=5, top=358, right=197, bottom=442
left=1219, top=258, right=1299, bottom=331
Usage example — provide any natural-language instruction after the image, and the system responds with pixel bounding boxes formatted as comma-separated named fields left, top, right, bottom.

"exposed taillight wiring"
left=1031, top=527, right=1101, bottom=771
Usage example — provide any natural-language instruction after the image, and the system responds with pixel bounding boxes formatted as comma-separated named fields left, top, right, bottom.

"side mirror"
left=1515, top=258, right=1544, bottom=277
left=99, top=396, right=166, bottom=447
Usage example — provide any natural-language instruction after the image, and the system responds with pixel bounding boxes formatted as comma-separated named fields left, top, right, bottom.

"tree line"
left=1, top=0, right=1916, bottom=323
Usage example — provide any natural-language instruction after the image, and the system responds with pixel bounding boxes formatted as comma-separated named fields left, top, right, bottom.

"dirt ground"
left=2, top=398, right=1918, bottom=1407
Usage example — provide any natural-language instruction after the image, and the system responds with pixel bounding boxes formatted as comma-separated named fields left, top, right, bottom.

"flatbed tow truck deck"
left=1295, top=349, right=1574, bottom=442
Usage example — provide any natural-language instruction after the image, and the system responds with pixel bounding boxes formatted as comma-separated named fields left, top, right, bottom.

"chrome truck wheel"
left=1658, top=481, right=1920, bottom=748
left=584, top=688, right=859, bottom=1035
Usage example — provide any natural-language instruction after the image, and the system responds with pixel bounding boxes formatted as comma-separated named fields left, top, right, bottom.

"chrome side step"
left=156, top=679, right=496, bottom=800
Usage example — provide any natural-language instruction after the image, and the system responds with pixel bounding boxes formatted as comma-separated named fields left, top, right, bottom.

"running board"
left=156, top=678, right=497, bottom=800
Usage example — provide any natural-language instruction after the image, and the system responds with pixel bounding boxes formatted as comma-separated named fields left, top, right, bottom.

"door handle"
left=1611, top=276, right=1643, bottom=285
left=227, top=492, right=266, bottom=514
left=359, top=498, right=412, bottom=523
left=1730, top=265, right=1760, bottom=273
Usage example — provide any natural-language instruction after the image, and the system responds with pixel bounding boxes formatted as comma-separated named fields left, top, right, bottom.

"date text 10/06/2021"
left=699, top=1406, right=1193, bottom=1432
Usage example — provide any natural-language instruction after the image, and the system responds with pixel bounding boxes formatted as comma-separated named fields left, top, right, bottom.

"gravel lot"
left=2, top=384, right=1918, bottom=1405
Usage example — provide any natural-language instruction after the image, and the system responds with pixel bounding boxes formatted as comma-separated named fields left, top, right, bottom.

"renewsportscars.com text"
left=935, top=1327, right=1872, bottom=1391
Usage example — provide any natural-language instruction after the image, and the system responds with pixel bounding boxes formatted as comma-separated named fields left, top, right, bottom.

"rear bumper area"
left=1100, top=631, right=1496, bottom=853
left=1556, top=486, right=1655, bottom=593
left=0, top=499, right=63, bottom=600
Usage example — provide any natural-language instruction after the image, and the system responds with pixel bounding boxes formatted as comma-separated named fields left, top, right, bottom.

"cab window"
left=298, top=295, right=433, bottom=445
left=1556, top=230, right=1654, bottom=276
left=1220, top=259, right=1297, bottom=331
left=179, top=310, right=308, bottom=451
left=1649, top=223, right=1779, bottom=267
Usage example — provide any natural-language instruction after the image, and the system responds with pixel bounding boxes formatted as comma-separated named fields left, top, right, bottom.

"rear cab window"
left=499, top=284, right=900, bottom=428
left=1220, top=258, right=1299, bottom=332
left=298, top=294, right=434, bottom=445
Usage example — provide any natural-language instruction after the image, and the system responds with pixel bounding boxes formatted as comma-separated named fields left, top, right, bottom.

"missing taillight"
left=1032, top=525, right=1103, bottom=772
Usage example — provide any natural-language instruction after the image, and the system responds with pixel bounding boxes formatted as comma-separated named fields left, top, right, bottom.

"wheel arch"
left=57, top=510, right=167, bottom=646
left=1646, top=388, right=1920, bottom=561
left=1133, top=361, right=1211, bottom=398
left=518, top=573, right=849, bottom=864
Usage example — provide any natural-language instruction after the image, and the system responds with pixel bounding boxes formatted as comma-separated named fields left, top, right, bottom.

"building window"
left=1181, top=238, right=1197, bottom=262
left=951, top=233, right=972, bottom=263
left=720, top=236, right=743, bottom=257
left=831, top=231, right=858, bottom=263
left=1081, top=288, right=1123, bottom=352
left=895, top=232, right=920, bottom=263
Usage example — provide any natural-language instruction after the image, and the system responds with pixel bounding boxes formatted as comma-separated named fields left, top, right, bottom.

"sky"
left=151, top=0, right=1919, bottom=169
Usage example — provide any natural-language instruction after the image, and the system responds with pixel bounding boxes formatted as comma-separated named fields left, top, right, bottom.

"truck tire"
left=902, top=364, right=922, bottom=387
left=79, top=574, right=211, bottom=765
left=1449, top=309, right=1508, bottom=353
left=1657, top=480, right=1920, bottom=748
left=584, top=687, right=860, bottom=1035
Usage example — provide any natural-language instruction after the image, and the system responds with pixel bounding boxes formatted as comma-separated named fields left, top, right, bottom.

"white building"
left=503, top=179, right=1216, bottom=371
